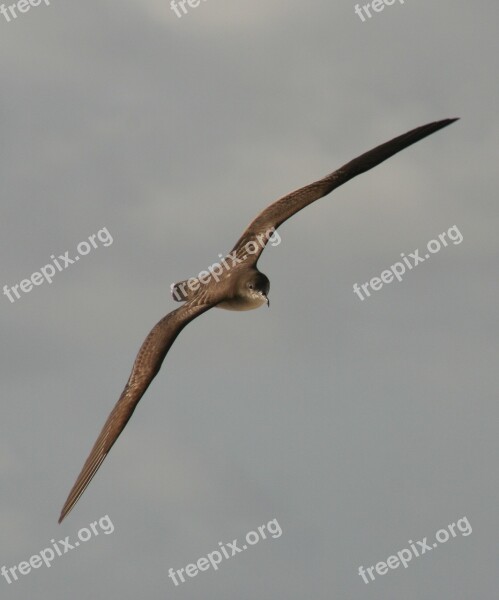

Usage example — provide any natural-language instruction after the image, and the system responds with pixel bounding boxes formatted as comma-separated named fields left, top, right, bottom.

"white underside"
left=216, top=294, right=267, bottom=311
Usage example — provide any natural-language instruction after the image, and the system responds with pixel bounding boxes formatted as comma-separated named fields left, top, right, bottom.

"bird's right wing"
left=58, top=300, right=213, bottom=523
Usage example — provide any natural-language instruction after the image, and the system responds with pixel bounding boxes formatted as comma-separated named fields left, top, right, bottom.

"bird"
left=58, top=118, right=458, bottom=523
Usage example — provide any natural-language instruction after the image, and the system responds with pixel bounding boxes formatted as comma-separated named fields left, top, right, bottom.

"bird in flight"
left=58, top=118, right=457, bottom=523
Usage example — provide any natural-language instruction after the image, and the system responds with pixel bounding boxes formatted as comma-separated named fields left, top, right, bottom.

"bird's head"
left=242, top=270, right=270, bottom=307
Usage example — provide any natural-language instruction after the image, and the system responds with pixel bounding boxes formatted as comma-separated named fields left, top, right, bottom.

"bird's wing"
left=230, top=118, right=458, bottom=266
left=58, top=300, right=213, bottom=523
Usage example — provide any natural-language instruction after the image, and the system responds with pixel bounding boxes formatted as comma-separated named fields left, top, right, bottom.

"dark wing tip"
left=403, top=117, right=459, bottom=142
left=411, top=117, right=459, bottom=142
left=434, top=117, right=460, bottom=127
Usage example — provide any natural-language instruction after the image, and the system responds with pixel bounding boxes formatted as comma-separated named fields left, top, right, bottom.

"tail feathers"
left=171, top=278, right=197, bottom=302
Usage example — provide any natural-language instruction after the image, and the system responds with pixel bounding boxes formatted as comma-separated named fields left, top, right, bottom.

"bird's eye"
left=248, top=283, right=254, bottom=289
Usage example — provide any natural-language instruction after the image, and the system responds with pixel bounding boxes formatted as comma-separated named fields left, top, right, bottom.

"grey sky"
left=1, top=1, right=497, bottom=598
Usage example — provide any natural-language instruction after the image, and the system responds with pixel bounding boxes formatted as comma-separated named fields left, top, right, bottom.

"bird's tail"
left=171, top=278, right=198, bottom=302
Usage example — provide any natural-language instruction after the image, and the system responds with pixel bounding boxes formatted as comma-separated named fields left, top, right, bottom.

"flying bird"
left=58, top=118, right=457, bottom=523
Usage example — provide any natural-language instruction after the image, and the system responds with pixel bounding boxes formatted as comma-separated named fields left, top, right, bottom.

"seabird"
left=58, top=118, right=458, bottom=523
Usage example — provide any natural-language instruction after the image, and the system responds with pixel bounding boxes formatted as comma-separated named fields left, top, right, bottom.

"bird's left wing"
left=230, top=118, right=458, bottom=266
left=58, top=301, right=213, bottom=523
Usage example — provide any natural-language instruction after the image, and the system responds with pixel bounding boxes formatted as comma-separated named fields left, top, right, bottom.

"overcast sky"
left=1, top=1, right=497, bottom=598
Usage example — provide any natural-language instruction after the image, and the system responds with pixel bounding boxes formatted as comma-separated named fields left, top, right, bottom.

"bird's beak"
left=266, top=295, right=270, bottom=307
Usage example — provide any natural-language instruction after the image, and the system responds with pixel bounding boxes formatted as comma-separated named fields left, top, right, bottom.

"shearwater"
left=58, top=118, right=458, bottom=523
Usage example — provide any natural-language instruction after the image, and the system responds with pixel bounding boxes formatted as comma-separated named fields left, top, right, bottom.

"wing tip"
left=434, top=117, right=460, bottom=129
left=417, top=118, right=459, bottom=137
left=58, top=505, right=70, bottom=524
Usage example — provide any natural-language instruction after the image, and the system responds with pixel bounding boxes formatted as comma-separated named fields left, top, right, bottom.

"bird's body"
left=58, top=118, right=457, bottom=523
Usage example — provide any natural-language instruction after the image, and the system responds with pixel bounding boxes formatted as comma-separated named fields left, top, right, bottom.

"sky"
left=0, top=1, right=497, bottom=598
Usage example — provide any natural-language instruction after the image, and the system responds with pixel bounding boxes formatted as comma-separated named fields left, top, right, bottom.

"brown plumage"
left=58, top=118, right=457, bottom=523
